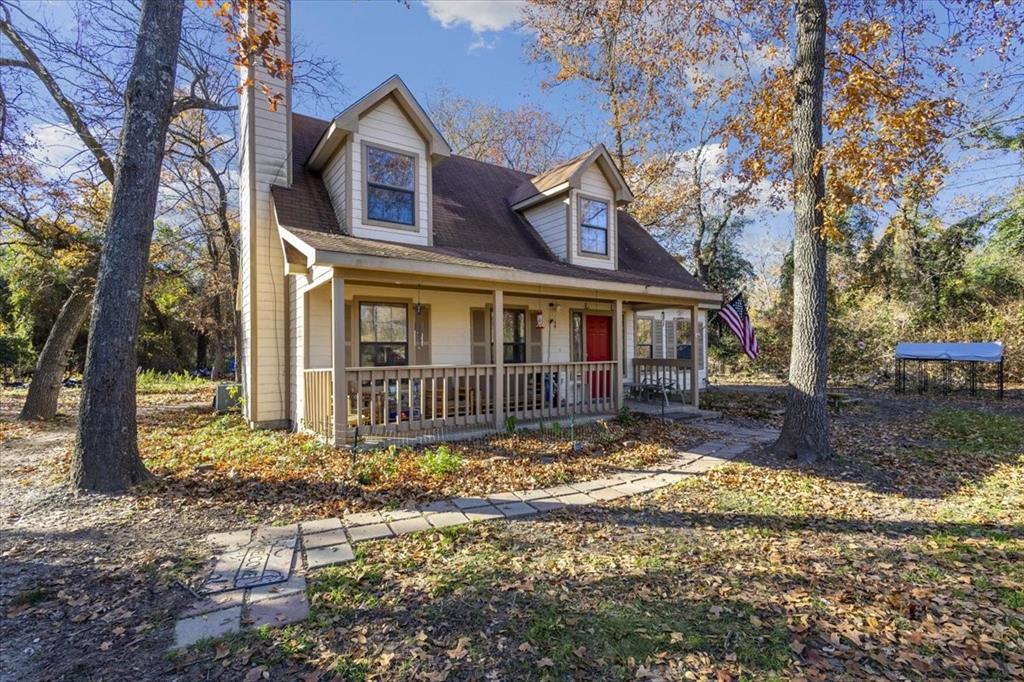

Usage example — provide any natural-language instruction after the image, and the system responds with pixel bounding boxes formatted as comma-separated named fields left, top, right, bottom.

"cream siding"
left=306, top=285, right=333, bottom=368
left=322, top=144, right=348, bottom=230
left=238, top=0, right=291, bottom=426
left=624, top=308, right=636, bottom=381
left=524, top=197, right=569, bottom=260
left=570, top=165, right=617, bottom=270
left=288, top=275, right=303, bottom=426
left=348, top=97, right=431, bottom=245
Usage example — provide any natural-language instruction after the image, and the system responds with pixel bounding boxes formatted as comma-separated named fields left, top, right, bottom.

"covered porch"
left=293, top=272, right=707, bottom=445
left=281, top=228, right=718, bottom=446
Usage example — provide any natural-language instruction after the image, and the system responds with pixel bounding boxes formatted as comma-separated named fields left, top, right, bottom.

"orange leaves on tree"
left=196, top=0, right=292, bottom=111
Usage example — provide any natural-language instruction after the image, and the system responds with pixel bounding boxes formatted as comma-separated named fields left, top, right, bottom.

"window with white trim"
left=580, top=197, right=609, bottom=255
left=366, top=146, right=415, bottom=225
left=359, top=302, right=408, bottom=366
left=635, top=317, right=653, bottom=358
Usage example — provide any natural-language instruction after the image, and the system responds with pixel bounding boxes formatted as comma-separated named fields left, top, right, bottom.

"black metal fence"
left=895, top=357, right=1005, bottom=399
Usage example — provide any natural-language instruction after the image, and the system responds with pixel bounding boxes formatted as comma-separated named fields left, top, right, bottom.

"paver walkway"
left=173, top=424, right=777, bottom=649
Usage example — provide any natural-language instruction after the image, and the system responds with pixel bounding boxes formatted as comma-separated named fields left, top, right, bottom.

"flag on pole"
left=716, top=293, right=759, bottom=360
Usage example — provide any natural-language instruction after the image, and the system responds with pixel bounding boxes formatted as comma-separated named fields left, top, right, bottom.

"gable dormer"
left=511, top=145, right=633, bottom=271
left=307, top=76, right=451, bottom=246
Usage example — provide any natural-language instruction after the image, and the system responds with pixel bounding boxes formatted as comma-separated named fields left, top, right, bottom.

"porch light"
left=535, top=311, right=545, bottom=329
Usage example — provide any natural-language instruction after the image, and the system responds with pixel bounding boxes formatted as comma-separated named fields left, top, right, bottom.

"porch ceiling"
left=279, top=225, right=722, bottom=307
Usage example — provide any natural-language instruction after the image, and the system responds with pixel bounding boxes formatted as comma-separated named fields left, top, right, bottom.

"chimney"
left=237, top=0, right=292, bottom=427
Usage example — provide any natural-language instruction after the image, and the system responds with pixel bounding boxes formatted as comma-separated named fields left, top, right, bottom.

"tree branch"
left=0, top=8, right=115, bottom=183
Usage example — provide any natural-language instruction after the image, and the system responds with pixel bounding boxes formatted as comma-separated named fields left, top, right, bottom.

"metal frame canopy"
left=895, top=342, right=1004, bottom=399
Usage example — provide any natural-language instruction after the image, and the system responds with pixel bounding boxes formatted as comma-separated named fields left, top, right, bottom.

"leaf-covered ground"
left=172, top=397, right=1023, bottom=681
left=134, top=408, right=704, bottom=523
left=2, top=384, right=1022, bottom=680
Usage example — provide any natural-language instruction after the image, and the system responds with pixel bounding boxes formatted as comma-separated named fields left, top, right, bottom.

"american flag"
left=716, top=293, right=759, bottom=360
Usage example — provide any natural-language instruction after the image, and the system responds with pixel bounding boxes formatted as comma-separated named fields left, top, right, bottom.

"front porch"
left=293, top=268, right=705, bottom=445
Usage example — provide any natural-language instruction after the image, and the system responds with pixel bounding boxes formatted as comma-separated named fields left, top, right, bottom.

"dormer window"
left=580, top=197, right=609, bottom=255
left=365, top=144, right=416, bottom=226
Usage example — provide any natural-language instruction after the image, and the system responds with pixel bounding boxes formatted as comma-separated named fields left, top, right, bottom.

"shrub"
left=416, top=444, right=466, bottom=477
left=136, top=369, right=209, bottom=394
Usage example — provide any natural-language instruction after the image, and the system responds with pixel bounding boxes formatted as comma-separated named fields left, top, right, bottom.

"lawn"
left=171, top=399, right=1022, bottom=681
left=2, top=382, right=1022, bottom=680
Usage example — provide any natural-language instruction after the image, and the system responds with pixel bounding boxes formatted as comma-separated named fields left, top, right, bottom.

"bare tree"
left=427, top=88, right=571, bottom=174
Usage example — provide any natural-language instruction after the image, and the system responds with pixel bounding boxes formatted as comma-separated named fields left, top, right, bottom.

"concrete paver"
left=305, top=542, right=355, bottom=569
left=388, top=515, right=432, bottom=535
left=347, top=522, right=394, bottom=543
left=303, top=529, right=349, bottom=550
left=174, top=606, right=242, bottom=649
left=246, top=592, right=309, bottom=628
left=426, top=511, right=470, bottom=528
left=496, top=501, right=536, bottom=518
left=300, top=518, right=342, bottom=534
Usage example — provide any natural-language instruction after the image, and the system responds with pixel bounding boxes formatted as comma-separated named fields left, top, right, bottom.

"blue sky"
left=293, top=0, right=1021, bottom=263
left=12, top=0, right=1022, bottom=272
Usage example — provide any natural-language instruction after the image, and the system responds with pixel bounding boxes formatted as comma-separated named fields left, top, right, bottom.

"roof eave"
left=278, top=225, right=720, bottom=304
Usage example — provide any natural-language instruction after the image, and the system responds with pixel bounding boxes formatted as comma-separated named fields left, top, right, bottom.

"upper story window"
left=359, top=302, right=408, bottom=366
left=580, top=197, right=609, bottom=255
left=366, top=145, right=415, bottom=226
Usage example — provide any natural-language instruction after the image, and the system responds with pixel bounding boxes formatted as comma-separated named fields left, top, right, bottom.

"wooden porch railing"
left=504, top=361, right=617, bottom=421
left=302, top=368, right=333, bottom=440
left=304, top=361, right=621, bottom=441
left=631, top=358, right=696, bottom=399
left=344, top=364, right=497, bottom=436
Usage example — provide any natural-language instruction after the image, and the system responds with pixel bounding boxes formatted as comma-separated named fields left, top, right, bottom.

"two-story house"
left=238, top=3, right=720, bottom=444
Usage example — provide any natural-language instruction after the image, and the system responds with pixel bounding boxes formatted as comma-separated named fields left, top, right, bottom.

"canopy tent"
left=896, top=342, right=1003, bottom=363
left=895, top=341, right=1004, bottom=399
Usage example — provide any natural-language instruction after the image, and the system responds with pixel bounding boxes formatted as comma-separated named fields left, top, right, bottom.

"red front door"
left=586, top=315, right=612, bottom=397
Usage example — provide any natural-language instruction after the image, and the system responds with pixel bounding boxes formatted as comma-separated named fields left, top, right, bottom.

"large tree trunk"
left=71, top=0, right=184, bottom=493
left=773, top=0, right=830, bottom=463
left=18, top=287, right=92, bottom=421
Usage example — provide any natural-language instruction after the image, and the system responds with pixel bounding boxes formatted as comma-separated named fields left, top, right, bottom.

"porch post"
left=689, top=303, right=700, bottom=408
left=613, top=299, right=623, bottom=411
left=332, top=271, right=347, bottom=445
left=493, top=289, right=504, bottom=431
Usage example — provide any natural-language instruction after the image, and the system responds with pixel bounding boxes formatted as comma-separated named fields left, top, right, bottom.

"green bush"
left=416, top=444, right=466, bottom=477
left=136, top=369, right=210, bottom=394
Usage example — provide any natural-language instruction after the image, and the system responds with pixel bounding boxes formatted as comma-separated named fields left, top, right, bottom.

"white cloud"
left=423, top=0, right=524, bottom=33
left=27, top=123, right=91, bottom=178
left=467, top=35, right=498, bottom=53
left=674, top=141, right=788, bottom=218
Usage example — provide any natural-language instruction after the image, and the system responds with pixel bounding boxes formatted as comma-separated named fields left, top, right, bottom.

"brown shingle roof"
left=272, top=113, right=707, bottom=294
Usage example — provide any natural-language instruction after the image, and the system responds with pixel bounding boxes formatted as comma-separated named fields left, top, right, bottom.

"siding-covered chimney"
left=238, top=0, right=292, bottom=427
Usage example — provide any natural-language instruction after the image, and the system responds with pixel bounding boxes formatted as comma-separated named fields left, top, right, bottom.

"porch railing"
left=302, top=368, right=333, bottom=440
left=631, top=358, right=696, bottom=397
left=345, top=364, right=497, bottom=436
left=504, top=361, right=617, bottom=421
left=302, top=361, right=621, bottom=441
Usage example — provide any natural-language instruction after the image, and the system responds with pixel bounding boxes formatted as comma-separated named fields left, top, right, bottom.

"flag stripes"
left=716, top=294, right=759, bottom=360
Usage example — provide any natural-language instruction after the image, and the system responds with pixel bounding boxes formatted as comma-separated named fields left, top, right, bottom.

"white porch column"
left=493, top=290, right=504, bottom=430
left=332, top=272, right=347, bottom=445
left=613, top=299, right=623, bottom=410
left=690, top=302, right=700, bottom=408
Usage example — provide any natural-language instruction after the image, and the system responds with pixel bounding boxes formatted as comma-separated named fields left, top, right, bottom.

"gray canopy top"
left=895, top=342, right=1003, bottom=363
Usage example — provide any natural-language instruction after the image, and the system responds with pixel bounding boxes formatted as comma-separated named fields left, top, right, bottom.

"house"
left=237, top=3, right=721, bottom=444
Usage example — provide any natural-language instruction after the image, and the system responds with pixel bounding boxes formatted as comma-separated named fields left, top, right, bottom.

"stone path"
left=173, top=424, right=777, bottom=649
